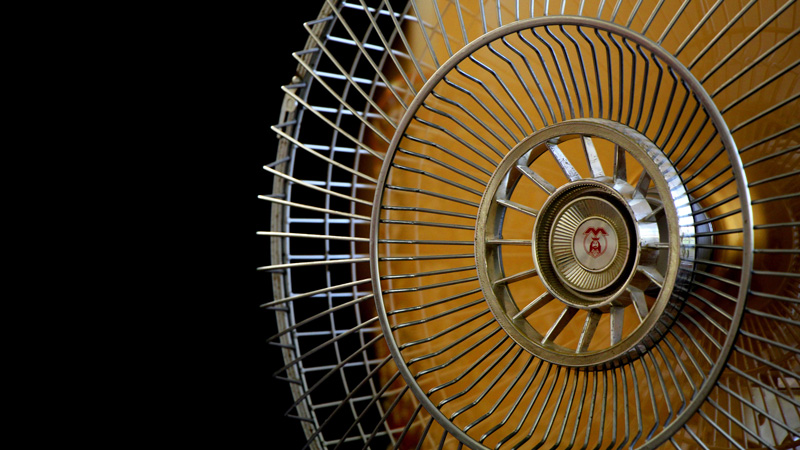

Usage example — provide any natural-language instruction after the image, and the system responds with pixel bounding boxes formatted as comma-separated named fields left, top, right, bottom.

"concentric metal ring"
left=475, top=119, right=687, bottom=368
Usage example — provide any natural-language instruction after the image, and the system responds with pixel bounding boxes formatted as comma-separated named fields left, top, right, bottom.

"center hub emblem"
left=574, top=217, right=618, bottom=272
left=544, top=192, right=633, bottom=297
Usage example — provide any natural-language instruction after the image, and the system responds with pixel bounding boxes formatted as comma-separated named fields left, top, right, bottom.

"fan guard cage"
left=260, top=1, right=800, bottom=449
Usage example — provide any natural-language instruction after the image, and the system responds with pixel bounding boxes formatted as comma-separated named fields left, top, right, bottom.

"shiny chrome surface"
left=473, top=119, right=695, bottom=370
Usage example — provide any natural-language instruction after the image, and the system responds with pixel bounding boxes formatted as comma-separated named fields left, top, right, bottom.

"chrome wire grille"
left=260, top=1, right=800, bottom=449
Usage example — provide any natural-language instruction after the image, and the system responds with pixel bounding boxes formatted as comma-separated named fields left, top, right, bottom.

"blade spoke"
left=493, top=268, right=538, bottom=287
left=638, top=265, right=665, bottom=288
left=513, top=292, right=554, bottom=320
left=634, top=170, right=651, bottom=198
left=543, top=306, right=579, bottom=343
left=613, top=144, right=627, bottom=183
left=610, top=305, right=625, bottom=345
left=581, top=136, right=605, bottom=178
left=496, top=198, right=538, bottom=217
left=486, top=238, right=532, bottom=246
left=546, top=142, right=582, bottom=181
left=517, top=164, right=556, bottom=194
left=643, top=242, right=670, bottom=249
left=577, top=310, right=602, bottom=352
left=640, top=203, right=664, bottom=222
left=628, top=286, right=649, bottom=322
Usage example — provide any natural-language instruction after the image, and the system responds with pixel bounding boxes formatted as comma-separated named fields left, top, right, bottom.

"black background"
left=256, top=4, right=322, bottom=447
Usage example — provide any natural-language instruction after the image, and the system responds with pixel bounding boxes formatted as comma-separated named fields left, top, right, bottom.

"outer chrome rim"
left=370, top=16, right=752, bottom=450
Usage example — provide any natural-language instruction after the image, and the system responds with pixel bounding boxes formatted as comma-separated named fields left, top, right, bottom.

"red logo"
left=583, top=227, right=608, bottom=258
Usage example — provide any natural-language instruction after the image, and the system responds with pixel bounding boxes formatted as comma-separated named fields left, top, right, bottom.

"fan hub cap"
left=535, top=181, right=636, bottom=308
left=572, top=216, right=618, bottom=272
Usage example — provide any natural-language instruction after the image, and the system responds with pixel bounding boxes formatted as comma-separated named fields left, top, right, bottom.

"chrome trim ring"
left=474, top=119, right=693, bottom=368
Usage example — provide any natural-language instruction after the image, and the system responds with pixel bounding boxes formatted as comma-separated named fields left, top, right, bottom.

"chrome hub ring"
left=475, top=118, right=696, bottom=368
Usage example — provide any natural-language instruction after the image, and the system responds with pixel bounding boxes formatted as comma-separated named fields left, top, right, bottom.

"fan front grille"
left=261, top=1, right=800, bottom=449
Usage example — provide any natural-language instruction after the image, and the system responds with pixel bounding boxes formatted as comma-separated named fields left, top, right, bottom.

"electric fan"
left=259, top=1, right=799, bottom=448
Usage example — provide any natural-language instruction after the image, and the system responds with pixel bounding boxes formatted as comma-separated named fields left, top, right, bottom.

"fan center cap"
left=573, top=216, right=618, bottom=272
left=534, top=182, right=636, bottom=308
left=469, top=119, right=697, bottom=369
